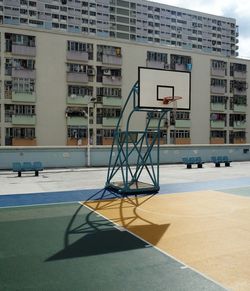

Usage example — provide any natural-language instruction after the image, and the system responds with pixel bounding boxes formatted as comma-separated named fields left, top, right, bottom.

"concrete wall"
left=0, top=144, right=250, bottom=170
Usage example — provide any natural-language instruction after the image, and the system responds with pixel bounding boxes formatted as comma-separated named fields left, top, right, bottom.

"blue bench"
left=211, top=156, right=231, bottom=167
left=182, top=157, right=204, bottom=169
left=12, top=161, right=44, bottom=177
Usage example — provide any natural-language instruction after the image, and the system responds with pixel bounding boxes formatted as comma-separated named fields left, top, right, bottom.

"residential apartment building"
left=0, top=0, right=239, bottom=57
left=0, top=0, right=249, bottom=146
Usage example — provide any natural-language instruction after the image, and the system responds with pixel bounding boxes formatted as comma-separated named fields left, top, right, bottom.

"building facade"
left=0, top=0, right=239, bottom=57
left=0, top=0, right=249, bottom=146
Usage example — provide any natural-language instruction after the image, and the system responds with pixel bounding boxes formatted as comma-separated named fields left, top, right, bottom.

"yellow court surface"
left=85, top=190, right=250, bottom=291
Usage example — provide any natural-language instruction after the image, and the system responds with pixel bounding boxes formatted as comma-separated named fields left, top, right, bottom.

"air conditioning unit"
left=103, top=69, right=111, bottom=76
left=87, top=68, right=95, bottom=76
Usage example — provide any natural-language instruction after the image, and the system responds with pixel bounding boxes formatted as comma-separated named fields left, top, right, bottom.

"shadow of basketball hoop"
left=84, top=193, right=169, bottom=247
left=46, top=190, right=169, bottom=261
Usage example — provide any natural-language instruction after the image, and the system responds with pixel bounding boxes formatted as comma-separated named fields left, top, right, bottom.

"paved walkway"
left=1, top=161, right=250, bottom=196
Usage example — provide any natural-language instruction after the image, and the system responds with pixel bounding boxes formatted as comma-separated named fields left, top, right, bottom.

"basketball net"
left=162, top=96, right=182, bottom=127
left=163, top=95, right=182, bottom=111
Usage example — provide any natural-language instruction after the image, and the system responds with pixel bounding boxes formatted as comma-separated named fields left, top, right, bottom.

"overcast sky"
left=150, top=0, right=250, bottom=59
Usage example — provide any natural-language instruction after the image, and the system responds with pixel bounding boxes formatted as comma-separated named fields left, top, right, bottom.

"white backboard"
left=138, top=67, right=191, bottom=110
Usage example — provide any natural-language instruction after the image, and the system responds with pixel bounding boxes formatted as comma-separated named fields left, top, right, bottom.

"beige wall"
left=36, top=31, right=68, bottom=145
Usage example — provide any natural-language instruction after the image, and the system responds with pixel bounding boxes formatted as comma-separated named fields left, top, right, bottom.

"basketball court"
left=1, top=162, right=250, bottom=290
left=1, top=68, right=250, bottom=290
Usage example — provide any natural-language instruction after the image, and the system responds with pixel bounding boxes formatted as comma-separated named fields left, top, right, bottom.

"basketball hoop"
left=162, top=96, right=182, bottom=105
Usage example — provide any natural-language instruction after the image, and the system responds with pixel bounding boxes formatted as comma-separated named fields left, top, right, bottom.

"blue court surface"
left=1, top=176, right=250, bottom=208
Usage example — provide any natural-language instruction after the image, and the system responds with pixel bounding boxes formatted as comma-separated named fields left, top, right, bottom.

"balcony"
left=233, top=137, right=246, bottom=144
left=210, top=137, right=225, bottom=144
left=12, top=115, right=36, bottom=125
left=102, top=76, right=122, bottom=86
left=148, top=119, right=165, bottom=128
left=233, top=121, right=246, bottom=129
left=67, top=137, right=88, bottom=146
left=12, top=92, right=36, bottom=103
left=233, top=104, right=247, bottom=113
left=233, top=87, right=247, bottom=95
left=210, top=86, right=226, bottom=94
left=66, top=51, right=89, bottom=62
left=233, top=71, right=247, bottom=79
left=211, top=67, right=226, bottom=77
left=102, top=55, right=122, bottom=65
left=174, top=63, right=186, bottom=71
left=67, top=95, right=91, bottom=105
left=102, top=137, right=114, bottom=146
left=67, top=72, right=88, bottom=83
left=211, top=103, right=225, bottom=111
left=67, top=116, right=88, bottom=126
left=210, top=120, right=225, bottom=128
left=12, top=44, right=36, bottom=57
left=102, top=117, right=119, bottom=127
left=103, top=96, right=122, bottom=107
left=12, top=68, right=36, bottom=79
left=175, top=137, right=191, bottom=144
left=146, top=60, right=165, bottom=69
left=12, top=138, right=37, bottom=146
left=172, top=62, right=192, bottom=71
left=175, top=120, right=191, bottom=128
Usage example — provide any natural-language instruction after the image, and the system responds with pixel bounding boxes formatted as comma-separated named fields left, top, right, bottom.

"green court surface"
left=0, top=203, right=225, bottom=291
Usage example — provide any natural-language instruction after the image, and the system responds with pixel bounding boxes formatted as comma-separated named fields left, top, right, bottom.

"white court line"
left=0, top=201, right=77, bottom=209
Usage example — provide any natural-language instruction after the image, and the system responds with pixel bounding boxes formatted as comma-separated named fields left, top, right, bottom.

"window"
left=67, top=126, right=87, bottom=138
left=175, top=111, right=190, bottom=120
left=211, top=78, right=227, bottom=87
left=68, top=85, right=93, bottom=97
left=67, top=63, right=87, bottom=73
left=97, top=45, right=122, bottom=61
left=103, top=129, right=115, bottom=138
left=6, top=127, right=36, bottom=139
left=170, top=54, right=192, bottom=69
left=4, top=81, right=12, bottom=99
left=67, top=41, right=93, bottom=58
left=230, top=80, right=247, bottom=92
left=170, top=130, right=190, bottom=138
left=230, top=63, right=247, bottom=75
left=96, top=87, right=121, bottom=97
left=147, top=51, right=168, bottom=63
left=103, top=108, right=121, bottom=117
left=12, top=78, right=35, bottom=93
left=5, top=104, right=35, bottom=118
left=210, top=130, right=226, bottom=138
left=211, top=95, right=227, bottom=103
left=211, top=60, right=226, bottom=70
left=233, top=95, right=247, bottom=105
left=13, top=59, right=35, bottom=70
